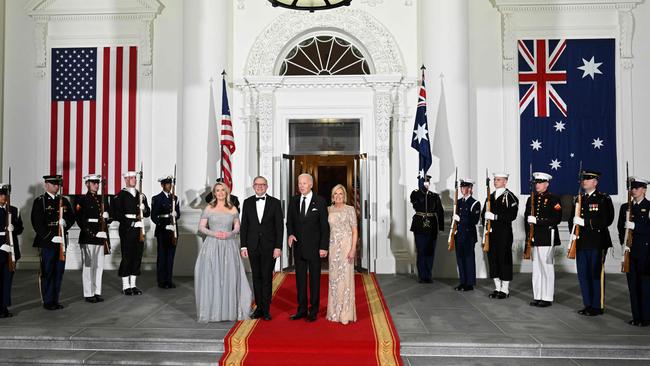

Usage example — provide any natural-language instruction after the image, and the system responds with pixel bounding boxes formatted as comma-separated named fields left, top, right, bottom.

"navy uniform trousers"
left=0, top=252, right=14, bottom=311
left=415, top=234, right=437, bottom=282
left=628, top=244, right=650, bottom=323
left=576, top=248, right=606, bottom=310
left=40, top=246, right=66, bottom=305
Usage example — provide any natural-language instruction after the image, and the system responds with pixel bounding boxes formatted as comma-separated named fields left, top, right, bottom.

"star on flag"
left=592, top=137, right=604, bottom=149
left=577, top=56, right=603, bottom=79
left=531, top=139, right=542, bottom=151
left=549, top=159, right=562, bottom=170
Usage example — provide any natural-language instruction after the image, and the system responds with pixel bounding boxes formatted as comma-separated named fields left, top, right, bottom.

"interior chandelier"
left=268, top=0, right=352, bottom=12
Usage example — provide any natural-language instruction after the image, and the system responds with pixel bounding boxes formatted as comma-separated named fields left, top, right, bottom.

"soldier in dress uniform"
left=452, top=179, right=481, bottom=291
left=31, top=175, right=75, bottom=310
left=524, top=172, right=562, bottom=308
left=482, top=172, right=518, bottom=299
left=151, top=175, right=181, bottom=289
left=617, top=177, right=650, bottom=326
left=75, top=174, right=111, bottom=303
left=410, top=175, right=444, bottom=283
left=0, top=183, right=24, bottom=318
left=571, top=170, right=614, bottom=316
left=112, top=171, right=151, bottom=296
left=205, top=178, right=239, bottom=211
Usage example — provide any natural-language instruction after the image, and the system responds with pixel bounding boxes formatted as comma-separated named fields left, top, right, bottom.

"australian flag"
left=412, top=73, right=432, bottom=186
left=519, top=38, right=617, bottom=195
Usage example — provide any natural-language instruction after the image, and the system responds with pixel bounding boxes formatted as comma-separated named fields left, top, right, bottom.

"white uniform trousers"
left=80, top=244, right=104, bottom=297
left=532, top=246, right=555, bottom=302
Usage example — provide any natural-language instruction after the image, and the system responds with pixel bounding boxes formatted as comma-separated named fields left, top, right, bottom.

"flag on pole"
left=220, top=74, right=235, bottom=191
left=50, top=46, right=138, bottom=195
left=411, top=67, right=432, bottom=186
left=431, top=78, right=455, bottom=192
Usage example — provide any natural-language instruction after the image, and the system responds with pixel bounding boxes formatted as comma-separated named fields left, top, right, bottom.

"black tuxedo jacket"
left=286, top=193, right=330, bottom=260
left=240, top=194, right=284, bottom=252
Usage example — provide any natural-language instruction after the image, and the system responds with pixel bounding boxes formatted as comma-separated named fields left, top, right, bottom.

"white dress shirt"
left=255, top=194, right=266, bottom=223
left=300, top=191, right=313, bottom=215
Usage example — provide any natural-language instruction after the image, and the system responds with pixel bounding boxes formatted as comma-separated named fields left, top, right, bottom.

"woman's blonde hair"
left=210, top=182, right=233, bottom=209
left=331, top=184, right=347, bottom=204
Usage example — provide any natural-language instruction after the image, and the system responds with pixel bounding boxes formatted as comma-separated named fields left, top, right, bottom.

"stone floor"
left=0, top=270, right=648, bottom=365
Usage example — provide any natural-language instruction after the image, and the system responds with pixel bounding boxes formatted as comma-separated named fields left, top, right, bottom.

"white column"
left=181, top=0, right=230, bottom=206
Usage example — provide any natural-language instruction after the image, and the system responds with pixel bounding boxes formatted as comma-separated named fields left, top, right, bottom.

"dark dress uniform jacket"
left=618, top=198, right=650, bottom=274
left=75, top=193, right=112, bottom=245
left=112, top=189, right=151, bottom=240
left=31, top=193, right=75, bottom=249
left=151, top=191, right=181, bottom=239
left=524, top=192, right=562, bottom=247
left=286, top=194, right=329, bottom=260
left=482, top=189, right=519, bottom=235
left=454, top=196, right=481, bottom=256
left=0, top=205, right=24, bottom=261
left=571, top=191, right=614, bottom=250
left=410, top=189, right=444, bottom=234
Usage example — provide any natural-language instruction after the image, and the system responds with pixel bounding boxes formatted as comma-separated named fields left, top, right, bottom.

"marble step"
left=0, top=349, right=221, bottom=365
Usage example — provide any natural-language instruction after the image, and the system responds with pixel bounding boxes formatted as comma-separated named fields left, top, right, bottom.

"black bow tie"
left=256, top=196, right=265, bottom=201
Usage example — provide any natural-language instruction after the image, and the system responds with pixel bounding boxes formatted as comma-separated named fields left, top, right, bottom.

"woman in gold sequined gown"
left=326, top=184, right=358, bottom=325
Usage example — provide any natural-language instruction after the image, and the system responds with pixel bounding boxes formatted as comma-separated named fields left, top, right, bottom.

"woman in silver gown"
left=195, top=182, right=251, bottom=322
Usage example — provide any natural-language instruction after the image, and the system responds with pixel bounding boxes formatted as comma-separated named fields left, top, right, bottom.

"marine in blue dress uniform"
left=0, top=183, right=24, bottom=318
left=31, top=175, right=75, bottom=310
left=151, top=175, right=181, bottom=289
left=410, top=175, right=444, bottom=283
left=482, top=172, right=519, bottom=299
left=524, top=172, right=562, bottom=308
left=617, top=178, right=650, bottom=326
left=452, top=179, right=481, bottom=291
left=570, top=170, right=614, bottom=316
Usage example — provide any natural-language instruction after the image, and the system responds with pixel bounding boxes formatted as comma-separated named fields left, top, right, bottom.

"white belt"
left=157, top=214, right=171, bottom=218
left=87, top=218, right=99, bottom=223
left=0, top=232, right=4, bottom=236
left=125, top=214, right=137, bottom=219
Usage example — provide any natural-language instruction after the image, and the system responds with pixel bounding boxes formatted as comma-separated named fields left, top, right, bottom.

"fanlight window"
left=279, top=36, right=371, bottom=76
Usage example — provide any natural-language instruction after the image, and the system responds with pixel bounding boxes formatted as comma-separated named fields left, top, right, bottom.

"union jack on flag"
left=518, top=39, right=568, bottom=118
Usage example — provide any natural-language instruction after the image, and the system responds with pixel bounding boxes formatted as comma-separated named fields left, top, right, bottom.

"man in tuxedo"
left=286, top=173, right=329, bottom=322
left=240, top=176, right=284, bottom=321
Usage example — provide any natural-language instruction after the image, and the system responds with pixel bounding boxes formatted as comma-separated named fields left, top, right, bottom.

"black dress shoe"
left=85, top=296, right=98, bottom=303
left=463, top=285, right=474, bottom=291
left=418, top=279, right=424, bottom=284
left=488, top=290, right=500, bottom=299
left=263, top=314, right=272, bottom=321
left=43, top=303, right=56, bottom=310
left=587, top=308, right=604, bottom=316
left=639, top=321, right=649, bottom=327
left=423, top=279, right=433, bottom=284
left=132, top=287, right=143, bottom=295
left=289, top=312, right=307, bottom=320
left=537, top=300, right=552, bottom=308
left=577, top=307, right=590, bottom=315
left=168, top=282, right=177, bottom=289
left=454, top=285, right=464, bottom=291
left=158, top=283, right=168, bottom=289
left=122, top=288, right=133, bottom=296
left=496, top=292, right=509, bottom=299
left=306, top=313, right=317, bottom=322
left=94, top=295, right=104, bottom=302
left=529, top=300, right=541, bottom=307
left=250, top=310, right=263, bottom=319
left=0, top=309, right=12, bottom=318
left=628, top=320, right=640, bottom=326
left=55, top=303, right=65, bottom=310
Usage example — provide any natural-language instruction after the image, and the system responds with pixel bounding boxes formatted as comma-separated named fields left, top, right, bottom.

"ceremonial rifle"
left=137, top=163, right=145, bottom=242
left=171, top=164, right=178, bottom=246
left=100, top=165, right=111, bottom=255
left=58, top=177, right=66, bottom=261
left=622, top=162, right=632, bottom=273
left=6, top=168, right=15, bottom=272
left=447, top=167, right=458, bottom=251
left=523, top=164, right=534, bottom=260
left=482, top=169, right=492, bottom=253
left=567, top=161, right=583, bottom=260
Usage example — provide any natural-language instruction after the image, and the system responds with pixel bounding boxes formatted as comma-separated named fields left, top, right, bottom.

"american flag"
left=519, top=39, right=617, bottom=194
left=411, top=69, right=432, bottom=186
left=220, top=76, right=235, bottom=191
left=50, top=46, right=138, bottom=195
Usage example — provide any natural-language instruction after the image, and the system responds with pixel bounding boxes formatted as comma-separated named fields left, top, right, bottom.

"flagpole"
left=219, top=70, right=226, bottom=181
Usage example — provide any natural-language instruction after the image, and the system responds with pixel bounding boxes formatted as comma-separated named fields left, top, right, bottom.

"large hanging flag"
left=518, top=39, right=617, bottom=194
left=50, top=46, right=138, bottom=195
left=411, top=68, right=432, bottom=186
left=220, top=74, right=235, bottom=191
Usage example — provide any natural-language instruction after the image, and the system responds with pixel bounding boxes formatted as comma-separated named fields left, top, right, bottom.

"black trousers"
left=0, top=252, right=15, bottom=309
left=294, top=254, right=321, bottom=315
left=156, top=235, right=176, bottom=285
left=118, top=229, right=144, bottom=277
left=487, top=227, right=513, bottom=281
left=249, top=247, right=275, bottom=315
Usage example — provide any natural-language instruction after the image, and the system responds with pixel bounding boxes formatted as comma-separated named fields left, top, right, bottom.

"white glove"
left=484, top=212, right=496, bottom=221
left=573, top=217, right=584, bottom=227
left=527, top=216, right=537, bottom=224
left=0, top=244, right=10, bottom=253
left=6, top=224, right=14, bottom=232
left=58, top=218, right=66, bottom=227
left=95, top=231, right=107, bottom=239
left=133, top=221, right=144, bottom=228
left=624, top=245, right=631, bottom=253
left=452, top=214, right=460, bottom=222
left=139, top=204, right=145, bottom=210
left=172, top=212, right=178, bottom=218
left=625, top=221, right=635, bottom=230
left=569, top=234, right=578, bottom=242
left=165, top=225, right=176, bottom=232
left=102, top=211, right=110, bottom=219
left=51, top=236, right=63, bottom=244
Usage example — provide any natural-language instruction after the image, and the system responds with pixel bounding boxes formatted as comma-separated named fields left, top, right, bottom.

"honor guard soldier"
left=75, top=174, right=111, bottom=303
left=0, top=183, right=24, bottom=318
left=571, top=170, right=614, bottom=316
left=482, top=172, right=518, bottom=299
left=113, top=171, right=150, bottom=295
left=452, top=179, right=481, bottom=291
left=206, top=178, right=240, bottom=211
left=617, top=178, right=650, bottom=326
left=151, top=175, right=181, bottom=289
left=31, top=175, right=75, bottom=310
left=524, top=172, right=562, bottom=308
left=410, top=175, right=444, bottom=283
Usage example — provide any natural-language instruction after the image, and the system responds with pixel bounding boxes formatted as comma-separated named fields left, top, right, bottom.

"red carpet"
left=220, top=273, right=402, bottom=366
